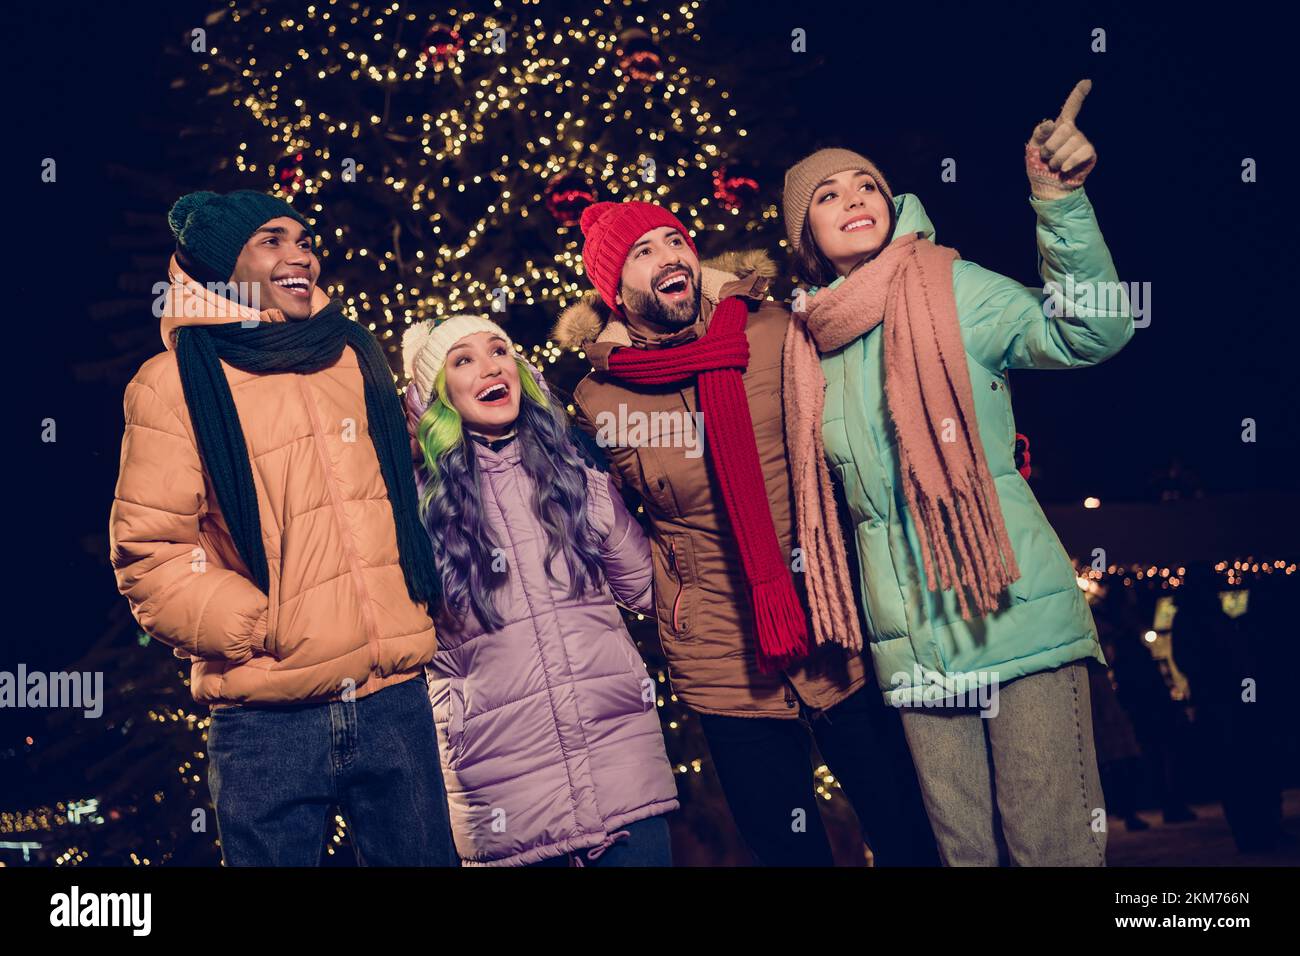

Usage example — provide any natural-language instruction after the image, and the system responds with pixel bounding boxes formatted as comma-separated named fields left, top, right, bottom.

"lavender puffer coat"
left=424, top=438, right=679, bottom=866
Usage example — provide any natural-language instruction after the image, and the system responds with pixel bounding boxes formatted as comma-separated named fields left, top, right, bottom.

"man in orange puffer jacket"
left=109, top=190, right=456, bottom=866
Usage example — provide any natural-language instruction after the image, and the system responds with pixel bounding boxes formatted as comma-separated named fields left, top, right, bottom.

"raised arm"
left=961, top=79, right=1134, bottom=372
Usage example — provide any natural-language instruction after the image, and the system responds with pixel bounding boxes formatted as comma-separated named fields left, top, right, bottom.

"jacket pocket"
left=446, top=677, right=466, bottom=763
left=263, top=559, right=282, bottom=658
left=854, top=517, right=908, bottom=641
left=658, top=533, right=697, bottom=641
left=999, top=485, right=1075, bottom=607
left=971, top=362, right=1015, bottom=465
left=622, top=636, right=657, bottom=714
left=637, top=445, right=681, bottom=517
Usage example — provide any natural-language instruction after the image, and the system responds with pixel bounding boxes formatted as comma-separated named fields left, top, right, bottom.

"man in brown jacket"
left=552, top=200, right=937, bottom=865
left=109, top=190, right=456, bottom=866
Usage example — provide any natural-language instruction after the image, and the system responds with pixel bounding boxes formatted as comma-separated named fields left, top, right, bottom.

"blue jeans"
left=526, top=815, right=673, bottom=867
left=206, top=673, right=457, bottom=866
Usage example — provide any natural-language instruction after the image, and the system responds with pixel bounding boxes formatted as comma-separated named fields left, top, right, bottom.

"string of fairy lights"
left=200, top=0, right=777, bottom=374
left=1075, top=557, right=1295, bottom=592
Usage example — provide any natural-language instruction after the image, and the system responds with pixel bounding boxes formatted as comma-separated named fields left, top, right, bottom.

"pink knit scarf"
left=782, top=232, right=1020, bottom=645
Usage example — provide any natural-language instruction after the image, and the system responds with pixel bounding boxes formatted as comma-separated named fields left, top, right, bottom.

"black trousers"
left=699, top=685, right=940, bottom=866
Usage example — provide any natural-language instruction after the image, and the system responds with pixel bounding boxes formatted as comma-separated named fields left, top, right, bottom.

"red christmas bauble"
left=617, top=29, right=663, bottom=84
left=712, top=162, right=760, bottom=212
left=421, top=23, right=463, bottom=70
left=544, top=170, right=596, bottom=228
left=274, top=152, right=306, bottom=194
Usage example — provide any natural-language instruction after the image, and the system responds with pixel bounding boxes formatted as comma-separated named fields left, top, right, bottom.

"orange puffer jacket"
left=108, top=258, right=437, bottom=707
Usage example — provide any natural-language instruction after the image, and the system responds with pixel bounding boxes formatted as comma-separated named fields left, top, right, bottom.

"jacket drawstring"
left=569, top=829, right=632, bottom=866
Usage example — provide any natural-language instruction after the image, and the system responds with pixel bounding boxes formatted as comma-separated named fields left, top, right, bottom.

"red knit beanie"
left=579, top=201, right=698, bottom=316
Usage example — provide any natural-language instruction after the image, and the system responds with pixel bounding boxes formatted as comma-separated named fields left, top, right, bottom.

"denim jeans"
left=897, top=660, right=1107, bottom=866
left=698, top=685, right=940, bottom=867
left=526, top=814, right=673, bottom=867
left=206, top=673, right=458, bottom=866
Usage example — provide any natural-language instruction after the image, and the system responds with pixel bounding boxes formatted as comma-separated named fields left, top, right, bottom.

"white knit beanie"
left=401, top=314, right=514, bottom=405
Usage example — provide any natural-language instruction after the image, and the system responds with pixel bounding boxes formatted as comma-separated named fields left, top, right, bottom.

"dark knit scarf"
left=605, top=296, right=810, bottom=673
left=174, top=300, right=440, bottom=607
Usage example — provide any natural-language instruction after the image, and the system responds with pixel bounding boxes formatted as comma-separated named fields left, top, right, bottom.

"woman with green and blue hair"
left=400, top=314, right=678, bottom=867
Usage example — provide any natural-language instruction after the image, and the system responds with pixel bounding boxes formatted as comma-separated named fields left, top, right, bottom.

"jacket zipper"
left=668, top=542, right=683, bottom=633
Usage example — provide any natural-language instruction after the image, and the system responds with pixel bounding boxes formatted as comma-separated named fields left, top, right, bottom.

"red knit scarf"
left=606, top=297, right=810, bottom=673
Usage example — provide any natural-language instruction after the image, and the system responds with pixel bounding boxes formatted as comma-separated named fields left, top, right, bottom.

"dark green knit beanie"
left=167, top=190, right=316, bottom=283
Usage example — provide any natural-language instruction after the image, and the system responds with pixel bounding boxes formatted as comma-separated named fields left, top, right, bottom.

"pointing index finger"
left=1056, top=79, right=1092, bottom=125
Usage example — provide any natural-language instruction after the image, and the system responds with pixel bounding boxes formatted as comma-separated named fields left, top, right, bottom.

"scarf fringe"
left=783, top=316, right=866, bottom=654
left=751, top=576, right=810, bottom=673
left=908, top=467, right=1020, bottom=620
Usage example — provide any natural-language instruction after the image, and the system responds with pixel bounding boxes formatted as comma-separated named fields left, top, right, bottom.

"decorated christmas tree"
left=193, top=0, right=781, bottom=372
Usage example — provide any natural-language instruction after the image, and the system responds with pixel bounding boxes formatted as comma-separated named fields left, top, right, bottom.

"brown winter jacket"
left=108, top=258, right=436, bottom=707
left=552, top=251, right=868, bottom=718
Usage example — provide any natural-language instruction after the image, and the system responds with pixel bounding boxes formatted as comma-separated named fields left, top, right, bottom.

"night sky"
left=5, top=0, right=1295, bottom=676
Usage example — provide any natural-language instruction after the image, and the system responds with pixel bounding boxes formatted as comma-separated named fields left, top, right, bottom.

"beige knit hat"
left=782, top=148, right=894, bottom=251
left=401, top=314, right=514, bottom=406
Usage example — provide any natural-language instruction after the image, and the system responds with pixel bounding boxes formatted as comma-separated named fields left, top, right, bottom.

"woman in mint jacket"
left=780, top=81, right=1133, bottom=865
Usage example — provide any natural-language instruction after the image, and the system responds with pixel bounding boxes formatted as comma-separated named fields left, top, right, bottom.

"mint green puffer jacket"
left=818, top=188, right=1133, bottom=704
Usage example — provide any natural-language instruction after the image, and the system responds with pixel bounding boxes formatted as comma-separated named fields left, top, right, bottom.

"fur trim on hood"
left=551, top=249, right=778, bottom=351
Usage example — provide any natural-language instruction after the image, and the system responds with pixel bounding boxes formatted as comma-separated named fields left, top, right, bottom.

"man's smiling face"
left=615, top=226, right=702, bottom=332
left=228, top=216, right=321, bottom=319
